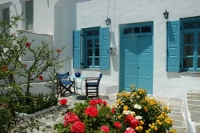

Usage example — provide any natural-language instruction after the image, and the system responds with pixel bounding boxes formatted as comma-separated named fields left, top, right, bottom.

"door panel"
left=122, top=37, right=137, bottom=91
left=138, top=36, right=153, bottom=94
left=121, top=36, right=153, bottom=94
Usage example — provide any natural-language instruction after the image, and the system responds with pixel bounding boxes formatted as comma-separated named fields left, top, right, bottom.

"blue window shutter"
left=100, top=27, right=110, bottom=70
left=73, top=30, right=81, bottom=69
left=167, top=21, right=180, bottom=72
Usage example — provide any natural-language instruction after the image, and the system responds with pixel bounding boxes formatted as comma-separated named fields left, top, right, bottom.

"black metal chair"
left=85, top=73, right=103, bottom=98
left=57, top=72, right=75, bottom=96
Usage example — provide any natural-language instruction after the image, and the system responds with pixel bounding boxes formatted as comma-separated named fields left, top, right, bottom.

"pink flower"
left=38, top=75, right=43, bottom=81
left=59, top=98, right=67, bottom=105
left=84, top=106, right=98, bottom=117
left=100, top=125, right=110, bottom=133
left=125, top=115, right=139, bottom=129
left=64, top=112, right=80, bottom=126
left=70, top=121, right=85, bottom=133
left=124, top=127, right=136, bottom=133
left=114, top=121, right=122, bottom=129
left=25, top=42, right=31, bottom=48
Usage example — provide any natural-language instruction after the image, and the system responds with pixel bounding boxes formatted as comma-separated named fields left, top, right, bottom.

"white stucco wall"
left=68, top=0, right=200, bottom=98
left=1, top=0, right=200, bottom=98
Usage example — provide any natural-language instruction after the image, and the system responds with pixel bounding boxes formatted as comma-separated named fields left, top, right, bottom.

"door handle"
left=137, top=66, right=139, bottom=69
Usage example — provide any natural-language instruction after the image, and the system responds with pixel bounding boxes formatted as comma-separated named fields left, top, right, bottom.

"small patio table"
left=68, top=75, right=86, bottom=95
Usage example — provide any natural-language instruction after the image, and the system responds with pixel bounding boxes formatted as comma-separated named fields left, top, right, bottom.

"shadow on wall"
left=54, top=0, right=93, bottom=74
left=54, top=1, right=66, bottom=73
left=166, top=72, right=200, bottom=79
left=110, top=31, right=119, bottom=72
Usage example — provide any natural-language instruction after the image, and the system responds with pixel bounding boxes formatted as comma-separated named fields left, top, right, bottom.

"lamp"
left=105, top=17, right=111, bottom=25
left=163, top=10, right=169, bottom=19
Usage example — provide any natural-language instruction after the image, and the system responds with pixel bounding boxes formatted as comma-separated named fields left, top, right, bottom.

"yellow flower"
left=118, top=115, right=122, bottom=119
left=116, top=99, right=121, bottom=104
left=117, top=93, right=121, bottom=97
left=135, top=126, right=140, bottom=131
left=154, top=126, right=158, bottom=131
left=139, top=120, right=144, bottom=125
left=123, top=105, right=129, bottom=110
left=150, top=125, right=154, bottom=130
left=139, top=126, right=143, bottom=130
left=167, top=120, right=171, bottom=125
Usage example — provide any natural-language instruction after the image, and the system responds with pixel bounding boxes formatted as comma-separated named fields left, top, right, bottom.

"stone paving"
left=19, top=90, right=200, bottom=133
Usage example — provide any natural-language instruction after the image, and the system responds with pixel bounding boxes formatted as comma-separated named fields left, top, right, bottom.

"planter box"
left=16, top=105, right=67, bottom=119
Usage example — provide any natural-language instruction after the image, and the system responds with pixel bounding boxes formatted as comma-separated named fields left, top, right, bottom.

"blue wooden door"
left=121, top=36, right=153, bottom=94
left=137, top=36, right=153, bottom=94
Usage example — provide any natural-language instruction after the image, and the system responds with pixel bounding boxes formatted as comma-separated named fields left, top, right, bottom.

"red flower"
left=114, top=121, right=122, bottom=129
left=64, top=112, right=80, bottom=126
left=2, top=65, right=8, bottom=71
left=25, top=42, right=31, bottom=48
left=59, top=98, right=67, bottom=105
left=111, top=108, right=116, bottom=114
left=102, top=100, right=107, bottom=106
left=97, top=99, right=103, bottom=104
left=38, top=75, right=43, bottom=81
left=23, top=64, right=27, bottom=68
left=100, top=125, right=110, bottom=133
left=124, top=127, right=136, bottom=133
left=70, top=121, right=85, bottom=133
left=125, top=115, right=139, bottom=129
left=89, top=99, right=98, bottom=106
left=84, top=106, right=98, bottom=117
left=56, top=49, right=61, bottom=53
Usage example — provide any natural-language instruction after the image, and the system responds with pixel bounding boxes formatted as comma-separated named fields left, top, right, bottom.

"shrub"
left=54, top=84, right=177, bottom=133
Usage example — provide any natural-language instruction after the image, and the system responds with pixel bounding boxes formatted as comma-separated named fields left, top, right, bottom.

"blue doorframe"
left=119, top=22, right=154, bottom=94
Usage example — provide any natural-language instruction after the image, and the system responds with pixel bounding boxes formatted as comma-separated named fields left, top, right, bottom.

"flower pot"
left=75, top=72, right=81, bottom=77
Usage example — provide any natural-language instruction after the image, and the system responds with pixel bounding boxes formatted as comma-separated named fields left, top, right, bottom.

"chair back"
left=57, top=72, right=69, bottom=80
left=98, top=73, right=103, bottom=84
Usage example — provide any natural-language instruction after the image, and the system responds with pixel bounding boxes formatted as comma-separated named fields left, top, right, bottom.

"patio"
left=18, top=90, right=190, bottom=133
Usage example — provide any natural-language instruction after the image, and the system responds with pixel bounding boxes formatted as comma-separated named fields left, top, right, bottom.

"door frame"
left=119, top=22, right=154, bottom=94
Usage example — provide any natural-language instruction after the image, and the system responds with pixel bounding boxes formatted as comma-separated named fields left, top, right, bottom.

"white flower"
left=135, top=115, right=142, bottom=120
left=123, top=110, right=131, bottom=115
left=134, top=104, right=142, bottom=109
left=123, top=110, right=135, bottom=115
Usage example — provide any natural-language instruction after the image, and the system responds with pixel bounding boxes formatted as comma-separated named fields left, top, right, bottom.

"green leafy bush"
left=54, top=85, right=177, bottom=133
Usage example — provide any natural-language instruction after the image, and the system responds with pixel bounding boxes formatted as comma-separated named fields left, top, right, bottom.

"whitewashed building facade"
left=1, top=0, right=200, bottom=98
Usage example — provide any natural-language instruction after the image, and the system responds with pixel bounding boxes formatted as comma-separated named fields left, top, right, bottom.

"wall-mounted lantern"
left=163, top=10, right=169, bottom=19
left=105, top=17, right=111, bottom=25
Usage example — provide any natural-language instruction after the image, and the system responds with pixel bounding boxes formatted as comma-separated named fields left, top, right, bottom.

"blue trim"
left=119, top=22, right=153, bottom=94
left=100, top=27, right=110, bottom=70
left=73, top=30, right=81, bottom=69
left=167, top=21, right=180, bottom=72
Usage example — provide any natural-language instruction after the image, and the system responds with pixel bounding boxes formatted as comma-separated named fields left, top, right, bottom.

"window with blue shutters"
left=73, top=27, right=110, bottom=70
left=167, top=17, right=200, bottom=72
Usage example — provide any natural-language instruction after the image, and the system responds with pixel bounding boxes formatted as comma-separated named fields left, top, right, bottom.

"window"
left=73, top=27, right=110, bottom=69
left=25, top=0, right=33, bottom=30
left=167, top=17, right=200, bottom=72
left=2, top=7, right=10, bottom=34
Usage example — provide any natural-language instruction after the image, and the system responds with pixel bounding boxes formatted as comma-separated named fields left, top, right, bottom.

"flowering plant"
left=54, top=84, right=177, bottom=133
left=112, top=84, right=177, bottom=133
left=59, top=98, right=67, bottom=106
left=54, top=98, right=126, bottom=133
